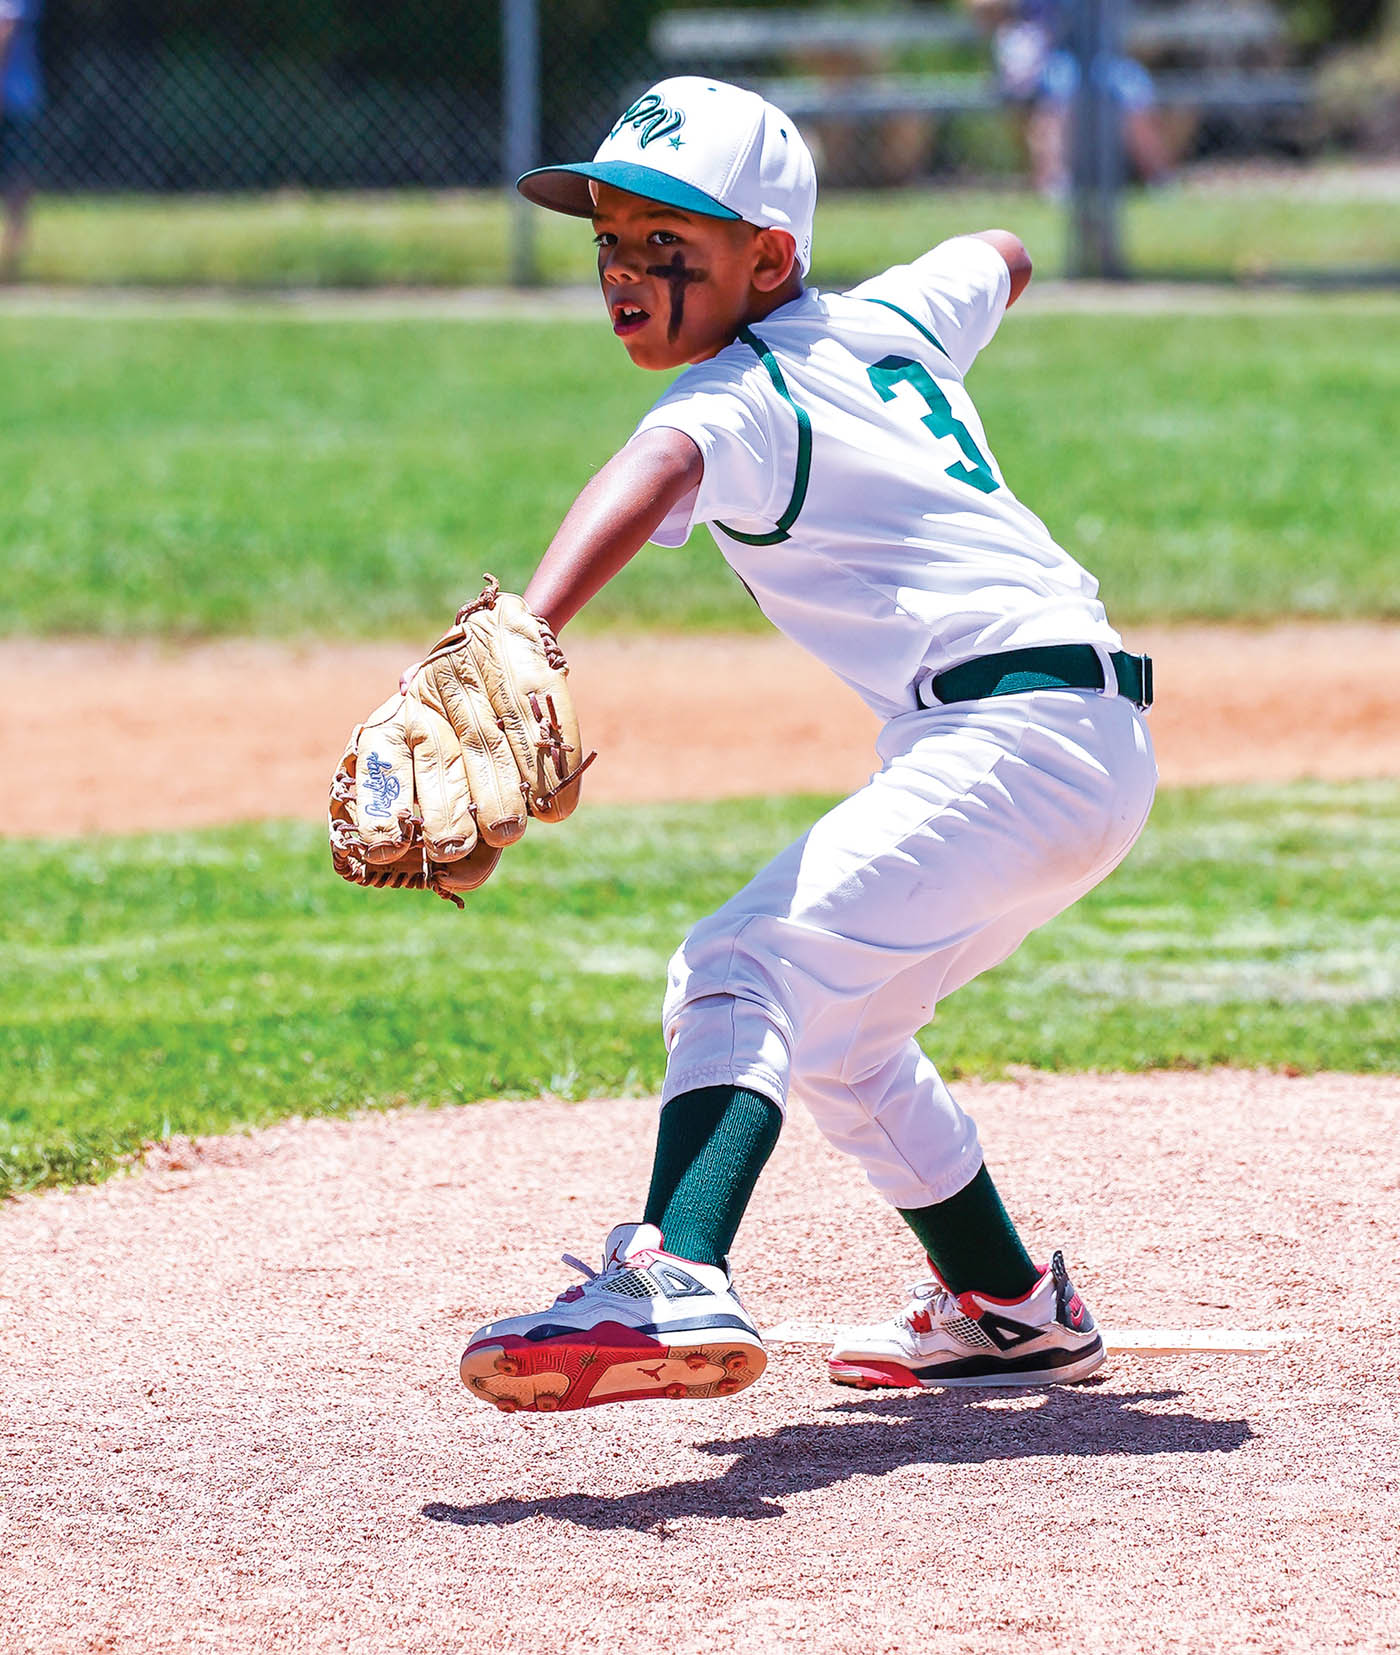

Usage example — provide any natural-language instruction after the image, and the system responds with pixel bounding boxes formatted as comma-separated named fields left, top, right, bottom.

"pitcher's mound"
left=3, top=1069, right=1398, bottom=1652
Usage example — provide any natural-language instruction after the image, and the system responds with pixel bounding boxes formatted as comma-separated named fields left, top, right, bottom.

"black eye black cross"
left=645, top=251, right=706, bottom=342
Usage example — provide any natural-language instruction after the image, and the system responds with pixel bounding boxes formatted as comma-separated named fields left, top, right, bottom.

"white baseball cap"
left=517, top=76, right=817, bottom=275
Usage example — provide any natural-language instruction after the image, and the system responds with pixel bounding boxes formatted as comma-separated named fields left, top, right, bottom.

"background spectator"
left=972, top=0, right=1171, bottom=195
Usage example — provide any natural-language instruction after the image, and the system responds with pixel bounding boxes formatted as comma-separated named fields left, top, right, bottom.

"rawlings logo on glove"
left=329, top=575, right=593, bottom=906
left=359, top=754, right=402, bottom=818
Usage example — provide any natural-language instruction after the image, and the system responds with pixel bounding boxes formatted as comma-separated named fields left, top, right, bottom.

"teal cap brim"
left=516, top=160, right=742, bottom=221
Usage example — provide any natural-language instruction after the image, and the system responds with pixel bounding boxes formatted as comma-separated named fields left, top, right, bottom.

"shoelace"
left=901, top=1279, right=960, bottom=1332
left=558, top=1252, right=598, bottom=1285
left=552, top=1245, right=685, bottom=1305
left=551, top=1249, right=646, bottom=1303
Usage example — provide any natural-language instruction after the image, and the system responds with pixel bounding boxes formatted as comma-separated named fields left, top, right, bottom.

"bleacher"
left=651, top=5, right=1312, bottom=140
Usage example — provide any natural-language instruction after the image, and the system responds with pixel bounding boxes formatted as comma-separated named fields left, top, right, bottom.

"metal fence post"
left=1067, top=0, right=1125, bottom=279
left=502, top=0, right=540, bottom=287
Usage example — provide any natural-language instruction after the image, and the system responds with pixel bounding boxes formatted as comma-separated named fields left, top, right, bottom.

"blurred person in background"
left=0, top=0, right=42, bottom=279
left=971, top=0, right=1170, bottom=196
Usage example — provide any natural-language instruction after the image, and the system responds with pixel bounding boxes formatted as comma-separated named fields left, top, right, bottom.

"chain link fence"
left=17, top=0, right=664, bottom=191
left=19, top=0, right=1369, bottom=192
left=4, top=0, right=1398, bottom=282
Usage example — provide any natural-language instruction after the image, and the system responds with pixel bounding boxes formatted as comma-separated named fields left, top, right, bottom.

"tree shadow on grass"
left=423, top=1384, right=1253, bottom=1531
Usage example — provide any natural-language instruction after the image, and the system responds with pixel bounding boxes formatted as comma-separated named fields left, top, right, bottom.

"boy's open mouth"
left=612, top=302, right=650, bottom=337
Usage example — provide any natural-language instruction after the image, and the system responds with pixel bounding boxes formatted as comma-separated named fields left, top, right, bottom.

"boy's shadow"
left=423, top=1385, right=1252, bottom=1531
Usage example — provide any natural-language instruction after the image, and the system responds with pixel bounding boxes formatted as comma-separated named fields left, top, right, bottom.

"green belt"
left=922, top=645, right=1154, bottom=710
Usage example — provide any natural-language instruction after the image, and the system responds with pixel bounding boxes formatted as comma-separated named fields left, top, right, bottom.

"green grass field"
left=19, top=179, right=1400, bottom=289
left=3, top=781, right=1396, bottom=1197
left=2, top=302, right=1398, bottom=636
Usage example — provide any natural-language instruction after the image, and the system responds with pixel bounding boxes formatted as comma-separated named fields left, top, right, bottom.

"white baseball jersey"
left=632, top=235, right=1121, bottom=722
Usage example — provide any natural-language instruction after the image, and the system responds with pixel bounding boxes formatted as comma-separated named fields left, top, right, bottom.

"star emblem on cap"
left=669, top=134, right=684, bottom=149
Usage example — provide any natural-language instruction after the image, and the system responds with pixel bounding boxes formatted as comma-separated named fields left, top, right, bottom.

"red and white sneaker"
left=828, top=1251, right=1105, bottom=1389
left=460, top=1222, right=766, bottom=1414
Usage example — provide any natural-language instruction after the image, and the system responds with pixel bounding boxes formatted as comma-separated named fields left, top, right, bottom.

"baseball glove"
left=329, top=576, right=592, bottom=907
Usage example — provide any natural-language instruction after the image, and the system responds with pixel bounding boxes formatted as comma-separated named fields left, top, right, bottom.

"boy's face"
left=590, top=183, right=790, bottom=370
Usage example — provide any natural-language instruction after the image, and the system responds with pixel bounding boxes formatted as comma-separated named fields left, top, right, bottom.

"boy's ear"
left=750, top=227, right=799, bottom=293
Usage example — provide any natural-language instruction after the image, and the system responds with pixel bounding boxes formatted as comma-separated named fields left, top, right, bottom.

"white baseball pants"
left=660, top=688, right=1157, bottom=1210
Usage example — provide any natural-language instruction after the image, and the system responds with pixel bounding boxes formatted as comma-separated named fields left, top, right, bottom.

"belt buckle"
left=1119, top=649, right=1153, bottom=710
left=1116, top=649, right=1153, bottom=711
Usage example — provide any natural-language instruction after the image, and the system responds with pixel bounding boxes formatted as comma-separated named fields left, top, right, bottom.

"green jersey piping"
left=857, top=296, right=951, bottom=362
left=713, top=324, right=812, bottom=547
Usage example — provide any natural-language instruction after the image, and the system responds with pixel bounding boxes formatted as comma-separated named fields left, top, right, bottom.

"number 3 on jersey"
left=867, top=354, right=999, bottom=495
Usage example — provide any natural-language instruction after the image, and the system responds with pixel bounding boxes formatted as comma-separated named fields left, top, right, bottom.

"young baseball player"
left=459, top=77, right=1156, bottom=1415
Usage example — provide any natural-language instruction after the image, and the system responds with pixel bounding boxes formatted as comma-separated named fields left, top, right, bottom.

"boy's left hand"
left=328, top=576, right=593, bottom=906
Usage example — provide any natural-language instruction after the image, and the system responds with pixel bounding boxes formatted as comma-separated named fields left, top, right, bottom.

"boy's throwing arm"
left=525, top=427, right=703, bottom=632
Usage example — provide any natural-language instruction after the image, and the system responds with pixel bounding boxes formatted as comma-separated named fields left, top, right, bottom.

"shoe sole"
left=460, top=1321, right=767, bottom=1414
left=828, top=1339, right=1107, bottom=1391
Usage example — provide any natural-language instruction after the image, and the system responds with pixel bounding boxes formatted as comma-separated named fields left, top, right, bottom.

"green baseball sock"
left=642, top=1085, right=782, bottom=1270
left=897, top=1164, right=1040, bottom=1299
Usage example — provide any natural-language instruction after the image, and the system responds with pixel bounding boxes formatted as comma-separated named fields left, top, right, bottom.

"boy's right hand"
left=328, top=576, right=592, bottom=906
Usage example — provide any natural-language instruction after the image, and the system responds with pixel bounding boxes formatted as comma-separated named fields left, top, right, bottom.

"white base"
left=764, top=1322, right=1291, bottom=1356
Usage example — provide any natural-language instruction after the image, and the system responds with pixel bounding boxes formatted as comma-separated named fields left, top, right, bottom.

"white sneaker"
left=460, top=1222, right=767, bottom=1414
left=828, top=1251, right=1105, bottom=1389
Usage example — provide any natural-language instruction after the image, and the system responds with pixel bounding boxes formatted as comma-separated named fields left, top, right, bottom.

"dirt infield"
left=3, top=1070, right=1397, bottom=1653
left=3, top=621, right=1398, bottom=837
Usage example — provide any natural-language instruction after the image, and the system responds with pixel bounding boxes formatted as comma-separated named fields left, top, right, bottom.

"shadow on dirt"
left=423, top=1385, right=1253, bottom=1530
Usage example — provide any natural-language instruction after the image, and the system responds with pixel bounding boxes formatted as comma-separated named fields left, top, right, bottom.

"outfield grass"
left=3, top=780, right=1395, bottom=1197
left=19, top=180, right=1400, bottom=289
left=2, top=303, right=1397, bottom=635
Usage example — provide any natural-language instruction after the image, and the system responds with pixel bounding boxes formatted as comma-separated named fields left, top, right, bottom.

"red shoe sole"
left=828, top=1359, right=924, bottom=1391
left=829, top=1347, right=1108, bottom=1389
left=460, top=1321, right=767, bottom=1414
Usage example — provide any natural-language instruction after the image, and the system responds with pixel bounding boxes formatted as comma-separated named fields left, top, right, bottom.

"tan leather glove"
left=329, top=576, right=591, bottom=906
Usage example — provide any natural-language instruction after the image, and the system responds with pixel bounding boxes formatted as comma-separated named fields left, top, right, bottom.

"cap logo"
left=610, top=92, right=686, bottom=150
